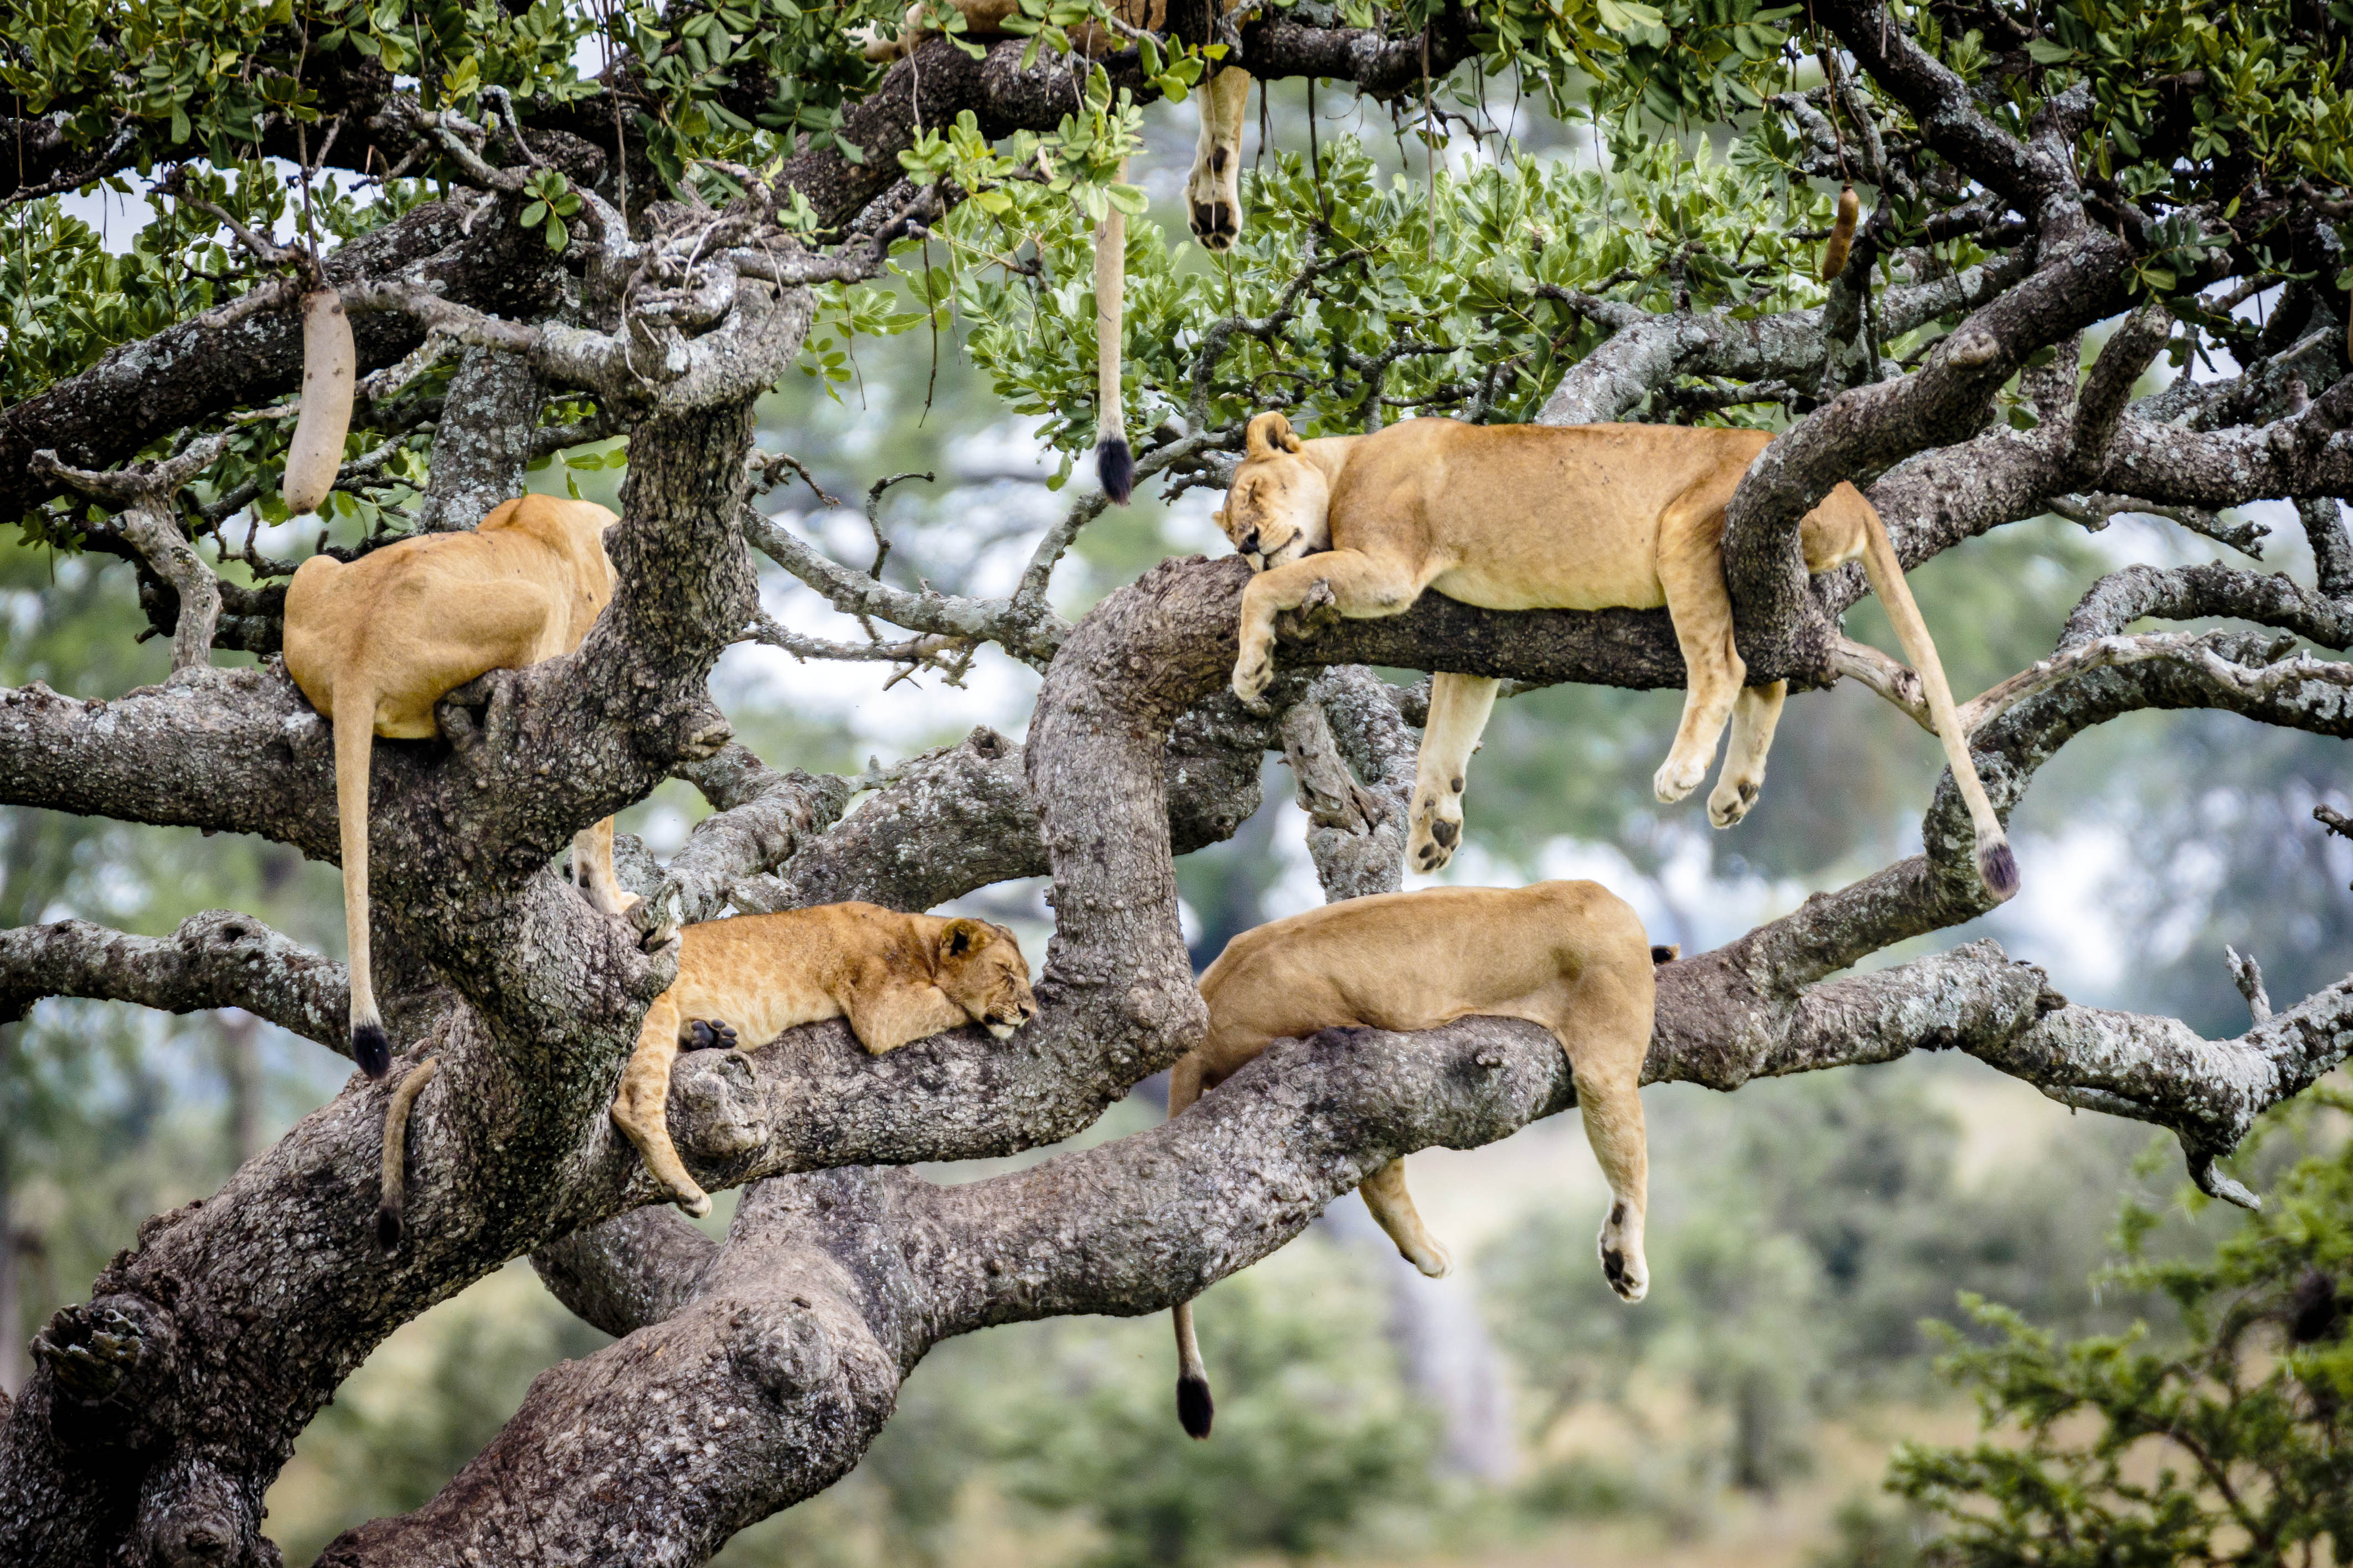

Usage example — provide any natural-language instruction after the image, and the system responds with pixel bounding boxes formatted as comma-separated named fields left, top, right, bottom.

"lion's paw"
left=1599, top=1207, right=1649, bottom=1303
left=1231, top=654, right=1275, bottom=711
left=1405, top=1237, right=1453, bottom=1280
left=1189, top=195, right=1239, bottom=252
left=1653, top=753, right=1707, bottom=804
left=1706, top=775, right=1762, bottom=829
left=1406, top=791, right=1462, bottom=874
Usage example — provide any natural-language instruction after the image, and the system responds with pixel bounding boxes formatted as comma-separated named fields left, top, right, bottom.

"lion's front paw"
left=1706, top=775, right=1762, bottom=829
left=1652, top=752, right=1707, bottom=804
left=1231, top=651, right=1275, bottom=711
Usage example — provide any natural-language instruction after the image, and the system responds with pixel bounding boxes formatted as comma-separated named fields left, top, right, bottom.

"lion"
left=863, top=1, right=1255, bottom=502
left=611, top=903, right=1039, bottom=1217
left=1215, top=412, right=2019, bottom=901
left=1167, top=881, right=1664, bottom=1438
left=283, top=494, right=639, bottom=1079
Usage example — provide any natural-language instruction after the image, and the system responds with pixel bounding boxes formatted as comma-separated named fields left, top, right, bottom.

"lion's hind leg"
left=1653, top=506, right=1746, bottom=806
left=1706, top=681, right=1787, bottom=829
left=1571, top=1053, right=1649, bottom=1302
left=1407, top=673, right=1500, bottom=874
left=1360, top=1158, right=1453, bottom=1279
left=1234, top=550, right=1428, bottom=707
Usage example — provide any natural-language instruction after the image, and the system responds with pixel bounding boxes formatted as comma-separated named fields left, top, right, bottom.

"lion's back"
left=1199, top=881, right=1647, bottom=1057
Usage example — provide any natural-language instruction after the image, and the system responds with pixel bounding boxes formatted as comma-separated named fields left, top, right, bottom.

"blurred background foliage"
left=5, top=2, right=2353, bottom=1561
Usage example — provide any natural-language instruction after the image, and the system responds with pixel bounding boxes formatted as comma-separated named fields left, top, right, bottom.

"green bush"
left=1888, top=1091, right=2353, bottom=1566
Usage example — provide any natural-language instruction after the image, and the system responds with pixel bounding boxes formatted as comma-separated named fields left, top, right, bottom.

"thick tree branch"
left=0, top=912, right=347, bottom=1050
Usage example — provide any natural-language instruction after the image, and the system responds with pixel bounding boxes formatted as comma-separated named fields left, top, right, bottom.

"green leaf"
left=2025, top=38, right=2076, bottom=63
left=544, top=214, right=569, bottom=252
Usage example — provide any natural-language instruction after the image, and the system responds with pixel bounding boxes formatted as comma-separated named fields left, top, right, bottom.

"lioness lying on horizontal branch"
left=611, top=903, right=1039, bottom=1216
left=1215, top=413, right=2018, bottom=901
left=283, top=494, right=640, bottom=1079
left=863, top=0, right=1255, bottom=502
left=1168, top=881, right=1664, bottom=1438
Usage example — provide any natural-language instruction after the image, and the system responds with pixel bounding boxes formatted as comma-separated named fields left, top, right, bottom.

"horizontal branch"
left=0, top=911, right=347, bottom=1051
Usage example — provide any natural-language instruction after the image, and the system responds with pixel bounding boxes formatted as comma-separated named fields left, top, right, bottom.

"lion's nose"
left=1239, top=527, right=1260, bottom=554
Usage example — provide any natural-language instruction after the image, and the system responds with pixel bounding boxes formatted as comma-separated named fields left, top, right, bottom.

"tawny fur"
left=863, top=0, right=1253, bottom=500
left=1821, top=183, right=1859, bottom=282
left=1214, top=413, right=2017, bottom=901
left=613, top=904, right=1038, bottom=1217
left=282, top=494, right=639, bottom=1077
left=1167, top=881, right=1658, bottom=1437
left=376, top=1055, right=438, bottom=1250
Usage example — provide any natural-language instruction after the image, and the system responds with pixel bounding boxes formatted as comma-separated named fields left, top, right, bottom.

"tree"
left=2, top=0, right=2352, bottom=1562
left=1885, top=1091, right=2353, bottom=1566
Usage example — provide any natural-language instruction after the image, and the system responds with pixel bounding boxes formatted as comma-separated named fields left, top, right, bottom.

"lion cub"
left=1168, top=881, right=1659, bottom=1438
left=613, top=903, right=1038, bottom=1216
left=1216, top=412, right=2017, bottom=901
left=283, top=494, right=638, bottom=1078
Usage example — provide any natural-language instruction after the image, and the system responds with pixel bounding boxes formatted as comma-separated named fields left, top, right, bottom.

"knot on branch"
left=29, top=1293, right=182, bottom=1452
left=724, top=1302, right=842, bottom=1406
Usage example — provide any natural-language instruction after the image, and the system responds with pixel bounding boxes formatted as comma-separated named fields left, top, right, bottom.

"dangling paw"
left=1652, top=750, right=1707, bottom=804
left=683, top=1018, right=740, bottom=1052
left=1406, top=787, right=1463, bottom=873
left=1598, top=1202, right=1649, bottom=1303
left=1706, top=773, right=1762, bottom=828
left=1400, top=1235, right=1453, bottom=1280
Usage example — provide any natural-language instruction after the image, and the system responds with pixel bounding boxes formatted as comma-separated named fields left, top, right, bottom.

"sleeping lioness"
left=1167, top=881, right=1661, bottom=1438
left=1216, top=412, right=2018, bottom=901
left=612, top=903, right=1038, bottom=1215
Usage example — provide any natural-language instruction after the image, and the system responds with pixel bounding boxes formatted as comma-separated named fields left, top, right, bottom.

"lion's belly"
left=663, top=936, right=840, bottom=1046
left=1430, top=553, right=1665, bottom=613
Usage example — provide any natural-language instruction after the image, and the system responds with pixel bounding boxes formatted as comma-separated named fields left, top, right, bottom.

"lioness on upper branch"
left=1216, top=412, right=2019, bottom=899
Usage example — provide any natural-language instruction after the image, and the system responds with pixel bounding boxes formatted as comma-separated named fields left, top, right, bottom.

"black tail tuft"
left=1177, top=1374, right=1214, bottom=1439
left=1097, top=434, right=1134, bottom=505
left=375, top=1203, right=402, bottom=1252
left=1979, top=839, right=2021, bottom=902
left=1650, top=944, right=1680, bottom=965
left=354, top=1022, right=391, bottom=1079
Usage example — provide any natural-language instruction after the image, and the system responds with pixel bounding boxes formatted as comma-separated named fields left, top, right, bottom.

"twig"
left=2047, top=491, right=2267, bottom=560
left=30, top=438, right=236, bottom=671
left=2225, top=946, right=2271, bottom=1025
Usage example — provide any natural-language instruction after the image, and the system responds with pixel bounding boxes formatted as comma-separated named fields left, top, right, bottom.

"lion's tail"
left=1857, top=503, right=2019, bottom=901
left=376, top=1055, right=438, bottom=1250
left=1174, top=1298, right=1213, bottom=1437
left=1093, top=160, right=1134, bottom=505
left=334, top=692, right=393, bottom=1076
left=1167, top=1053, right=1213, bottom=1436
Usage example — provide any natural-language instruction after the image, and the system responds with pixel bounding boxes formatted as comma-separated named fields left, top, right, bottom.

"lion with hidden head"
left=1213, top=411, right=2018, bottom=902
left=1167, top=881, right=1664, bottom=1439
left=282, top=494, right=641, bottom=1081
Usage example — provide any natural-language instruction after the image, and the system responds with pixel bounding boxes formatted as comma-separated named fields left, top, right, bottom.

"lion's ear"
left=1245, top=411, right=1294, bottom=459
left=1211, top=508, right=1227, bottom=534
left=938, top=918, right=988, bottom=960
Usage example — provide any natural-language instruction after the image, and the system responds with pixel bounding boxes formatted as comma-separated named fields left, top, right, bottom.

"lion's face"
left=935, top=918, right=1039, bottom=1040
left=1217, top=460, right=1333, bottom=571
left=1217, top=411, right=1332, bottom=571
